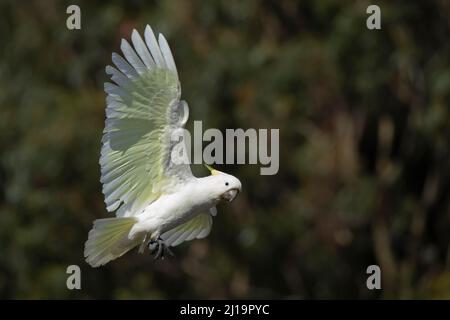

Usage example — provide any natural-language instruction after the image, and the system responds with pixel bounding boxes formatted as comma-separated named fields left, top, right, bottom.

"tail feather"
left=84, top=217, right=139, bottom=267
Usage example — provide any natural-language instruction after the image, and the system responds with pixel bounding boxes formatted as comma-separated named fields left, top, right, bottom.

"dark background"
left=0, top=0, right=449, bottom=299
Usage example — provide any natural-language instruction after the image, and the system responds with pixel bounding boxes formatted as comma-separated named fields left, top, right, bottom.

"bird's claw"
left=148, top=237, right=174, bottom=260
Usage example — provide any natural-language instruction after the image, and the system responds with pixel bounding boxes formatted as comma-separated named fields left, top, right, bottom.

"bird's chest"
left=139, top=191, right=210, bottom=233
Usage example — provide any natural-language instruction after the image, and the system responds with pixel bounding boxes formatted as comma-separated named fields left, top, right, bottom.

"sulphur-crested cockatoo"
left=84, top=25, right=241, bottom=267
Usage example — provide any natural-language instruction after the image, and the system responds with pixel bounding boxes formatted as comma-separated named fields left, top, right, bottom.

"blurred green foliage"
left=0, top=0, right=449, bottom=299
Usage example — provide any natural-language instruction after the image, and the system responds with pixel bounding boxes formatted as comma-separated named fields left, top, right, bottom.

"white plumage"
left=84, top=25, right=241, bottom=267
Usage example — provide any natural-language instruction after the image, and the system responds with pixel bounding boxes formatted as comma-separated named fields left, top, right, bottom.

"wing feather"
left=101, top=26, right=192, bottom=217
left=158, top=34, right=178, bottom=74
left=144, top=25, right=166, bottom=68
left=131, top=29, right=155, bottom=69
left=105, top=66, right=133, bottom=88
left=161, top=213, right=213, bottom=247
left=120, top=39, right=147, bottom=75
left=112, top=52, right=138, bottom=79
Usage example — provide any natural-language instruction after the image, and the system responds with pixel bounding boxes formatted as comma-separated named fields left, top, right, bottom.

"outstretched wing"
left=101, top=25, right=193, bottom=217
left=161, top=213, right=213, bottom=247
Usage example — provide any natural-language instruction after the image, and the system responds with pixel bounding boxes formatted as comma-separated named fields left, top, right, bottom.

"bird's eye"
left=225, top=182, right=229, bottom=186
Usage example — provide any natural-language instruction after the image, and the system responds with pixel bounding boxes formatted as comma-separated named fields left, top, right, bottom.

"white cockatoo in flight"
left=84, top=25, right=242, bottom=267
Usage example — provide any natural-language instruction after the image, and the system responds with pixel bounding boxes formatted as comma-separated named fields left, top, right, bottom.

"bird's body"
left=84, top=25, right=241, bottom=267
left=130, top=175, right=232, bottom=239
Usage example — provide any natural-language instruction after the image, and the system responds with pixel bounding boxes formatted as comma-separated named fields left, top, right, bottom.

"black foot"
left=148, top=237, right=174, bottom=260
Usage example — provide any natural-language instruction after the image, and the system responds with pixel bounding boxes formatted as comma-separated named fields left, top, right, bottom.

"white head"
left=202, top=165, right=242, bottom=203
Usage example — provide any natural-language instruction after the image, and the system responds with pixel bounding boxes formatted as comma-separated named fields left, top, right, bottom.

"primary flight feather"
left=84, top=25, right=242, bottom=267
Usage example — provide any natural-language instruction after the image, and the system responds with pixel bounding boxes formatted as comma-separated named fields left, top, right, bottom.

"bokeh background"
left=1, top=0, right=449, bottom=299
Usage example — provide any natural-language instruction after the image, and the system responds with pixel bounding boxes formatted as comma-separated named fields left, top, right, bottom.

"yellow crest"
left=204, top=164, right=220, bottom=176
